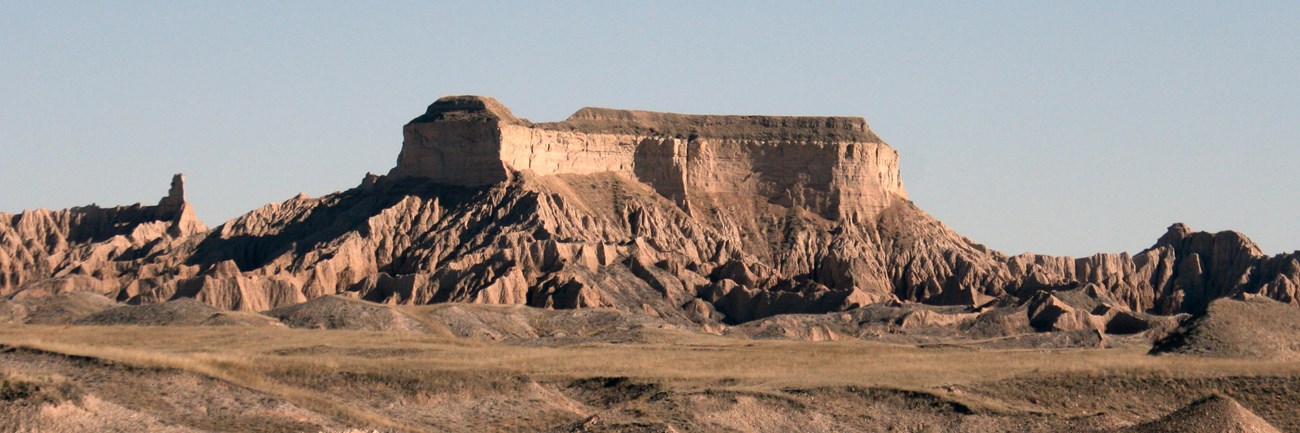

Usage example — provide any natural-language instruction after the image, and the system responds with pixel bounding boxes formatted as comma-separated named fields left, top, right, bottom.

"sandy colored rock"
left=0, top=174, right=206, bottom=302
left=1, top=96, right=1297, bottom=331
left=1026, top=291, right=1105, bottom=333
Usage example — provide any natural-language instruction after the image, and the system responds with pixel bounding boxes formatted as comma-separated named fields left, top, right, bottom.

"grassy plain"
left=2, top=323, right=1298, bottom=432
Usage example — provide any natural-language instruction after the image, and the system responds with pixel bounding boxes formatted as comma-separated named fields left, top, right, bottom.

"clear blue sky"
left=2, top=2, right=1297, bottom=257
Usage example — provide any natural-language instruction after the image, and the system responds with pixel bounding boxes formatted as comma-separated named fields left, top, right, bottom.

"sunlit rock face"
left=2, top=95, right=1297, bottom=327
left=390, top=95, right=907, bottom=224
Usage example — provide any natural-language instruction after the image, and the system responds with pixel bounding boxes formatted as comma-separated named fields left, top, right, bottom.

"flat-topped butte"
left=392, top=95, right=906, bottom=224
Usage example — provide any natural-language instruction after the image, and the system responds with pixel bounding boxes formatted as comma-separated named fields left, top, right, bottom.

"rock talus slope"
left=2, top=96, right=1298, bottom=328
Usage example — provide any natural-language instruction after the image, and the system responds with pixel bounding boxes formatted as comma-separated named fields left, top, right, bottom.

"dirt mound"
left=523, top=308, right=675, bottom=343
left=413, top=304, right=537, bottom=340
left=412, top=303, right=674, bottom=343
left=75, top=298, right=222, bottom=326
left=1150, top=296, right=1300, bottom=359
left=722, top=302, right=984, bottom=341
left=198, top=311, right=284, bottom=327
left=0, top=292, right=118, bottom=325
left=727, top=314, right=847, bottom=341
left=720, top=301, right=1116, bottom=349
left=949, top=329, right=1107, bottom=350
left=266, top=295, right=429, bottom=332
left=1119, top=394, right=1280, bottom=433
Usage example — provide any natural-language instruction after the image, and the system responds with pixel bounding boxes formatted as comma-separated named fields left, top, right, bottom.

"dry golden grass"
left=3, top=324, right=1299, bottom=432
left=3, top=325, right=1297, bottom=390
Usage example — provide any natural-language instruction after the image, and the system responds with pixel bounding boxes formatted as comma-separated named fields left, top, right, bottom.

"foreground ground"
left=1, top=320, right=1298, bottom=433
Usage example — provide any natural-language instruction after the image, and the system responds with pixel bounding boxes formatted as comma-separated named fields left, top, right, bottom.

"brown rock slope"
left=1150, top=295, right=1300, bottom=359
left=2, top=96, right=1298, bottom=327
left=0, top=292, right=117, bottom=325
left=265, top=295, right=429, bottom=332
left=1118, top=394, right=1281, bottom=433
left=409, top=303, right=677, bottom=344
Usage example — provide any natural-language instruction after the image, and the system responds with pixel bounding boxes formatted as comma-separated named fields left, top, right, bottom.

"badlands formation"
left=2, top=96, right=1300, bottom=432
left=2, top=95, right=1297, bottom=328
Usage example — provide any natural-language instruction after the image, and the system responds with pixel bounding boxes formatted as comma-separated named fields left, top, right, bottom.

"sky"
left=2, top=1, right=1297, bottom=257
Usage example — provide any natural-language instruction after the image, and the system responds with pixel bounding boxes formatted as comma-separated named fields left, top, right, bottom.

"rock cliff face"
left=2, top=96, right=1297, bottom=327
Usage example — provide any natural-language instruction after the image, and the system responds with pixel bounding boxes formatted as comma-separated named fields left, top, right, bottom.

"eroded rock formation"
left=0, top=174, right=205, bottom=300
left=2, top=96, right=1297, bottom=329
left=390, top=96, right=906, bottom=224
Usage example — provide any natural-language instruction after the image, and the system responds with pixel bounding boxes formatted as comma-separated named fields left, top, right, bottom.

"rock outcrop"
left=390, top=96, right=906, bottom=224
left=2, top=96, right=1298, bottom=331
left=0, top=174, right=206, bottom=300
left=1006, top=223, right=1300, bottom=315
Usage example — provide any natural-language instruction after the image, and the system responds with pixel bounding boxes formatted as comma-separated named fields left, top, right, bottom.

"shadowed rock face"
left=2, top=96, right=1298, bottom=327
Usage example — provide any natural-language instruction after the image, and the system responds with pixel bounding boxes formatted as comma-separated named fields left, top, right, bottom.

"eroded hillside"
left=3, top=96, right=1297, bottom=329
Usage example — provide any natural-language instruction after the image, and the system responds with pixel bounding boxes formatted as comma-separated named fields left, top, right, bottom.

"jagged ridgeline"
left=2, top=96, right=1298, bottom=325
